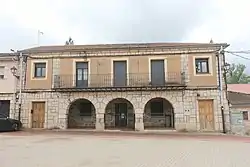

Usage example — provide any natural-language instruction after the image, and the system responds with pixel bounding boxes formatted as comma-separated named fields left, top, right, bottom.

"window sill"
left=31, top=77, right=47, bottom=80
left=194, top=73, right=212, bottom=76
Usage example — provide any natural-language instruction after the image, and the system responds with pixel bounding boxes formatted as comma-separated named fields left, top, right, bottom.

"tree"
left=65, top=37, right=74, bottom=45
left=226, top=63, right=250, bottom=84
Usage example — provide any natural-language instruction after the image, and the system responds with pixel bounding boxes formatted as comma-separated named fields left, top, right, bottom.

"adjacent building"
left=0, top=53, right=19, bottom=119
left=14, top=42, right=230, bottom=132
left=228, top=84, right=250, bottom=135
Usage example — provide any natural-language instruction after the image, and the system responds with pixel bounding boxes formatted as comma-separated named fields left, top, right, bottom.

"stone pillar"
left=58, top=114, right=67, bottom=130
left=52, top=58, right=60, bottom=88
left=181, top=54, right=189, bottom=84
left=135, top=112, right=144, bottom=131
left=95, top=112, right=105, bottom=131
left=58, top=98, right=68, bottom=129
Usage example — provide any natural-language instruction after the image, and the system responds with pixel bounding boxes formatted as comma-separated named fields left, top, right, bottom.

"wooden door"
left=198, top=100, right=214, bottom=131
left=32, top=102, right=45, bottom=128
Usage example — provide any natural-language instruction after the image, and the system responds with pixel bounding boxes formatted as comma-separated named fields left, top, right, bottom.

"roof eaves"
left=228, top=91, right=250, bottom=95
left=0, top=53, right=18, bottom=60
left=20, top=42, right=230, bottom=54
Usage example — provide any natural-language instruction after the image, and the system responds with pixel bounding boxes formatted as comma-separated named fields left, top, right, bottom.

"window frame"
left=72, top=59, right=90, bottom=87
left=111, top=58, right=129, bottom=86
left=0, top=66, right=5, bottom=79
left=76, top=62, right=89, bottom=81
left=195, top=58, right=210, bottom=74
left=148, top=57, right=167, bottom=84
left=193, top=55, right=213, bottom=76
left=243, top=111, right=248, bottom=120
left=34, top=62, right=46, bottom=78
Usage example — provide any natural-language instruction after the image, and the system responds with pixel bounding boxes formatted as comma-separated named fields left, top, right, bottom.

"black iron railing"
left=53, top=72, right=185, bottom=89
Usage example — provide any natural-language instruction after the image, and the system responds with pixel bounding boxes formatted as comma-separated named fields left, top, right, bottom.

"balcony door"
left=76, top=62, right=88, bottom=88
left=113, top=61, right=127, bottom=87
left=151, top=60, right=165, bottom=86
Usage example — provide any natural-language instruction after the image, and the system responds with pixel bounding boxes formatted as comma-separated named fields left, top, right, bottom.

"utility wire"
left=226, top=50, right=250, bottom=54
left=225, top=51, right=250, bottom=60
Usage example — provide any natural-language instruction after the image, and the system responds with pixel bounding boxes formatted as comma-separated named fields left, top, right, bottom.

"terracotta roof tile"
left=228, top=84, right=250, bottom=94
left=20, top=42, right=229, bottom=53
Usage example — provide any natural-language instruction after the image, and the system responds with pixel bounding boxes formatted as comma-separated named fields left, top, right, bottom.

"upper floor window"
left=34, top=63, right=46, bottom=78
left=195, top=58, right=209, bottom=74
left=0, top=66, right=5, bottom=79
left=243, top=111, right=248, bottom=120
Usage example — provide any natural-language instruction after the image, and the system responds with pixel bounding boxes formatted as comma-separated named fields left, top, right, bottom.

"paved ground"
left=1, top=131, right=250, bottom=167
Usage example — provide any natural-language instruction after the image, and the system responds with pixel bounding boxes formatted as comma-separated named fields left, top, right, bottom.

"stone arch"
left=143, top=97, right=175, bottom=129
left=67, top=98, right=96, bottom=129
left=104, top=98, right=135, bottom=130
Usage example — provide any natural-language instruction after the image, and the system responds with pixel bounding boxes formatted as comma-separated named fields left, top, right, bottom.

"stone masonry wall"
left=230, top=107, right=250, bottom=135
left=21, top=89, right=227, bottom=132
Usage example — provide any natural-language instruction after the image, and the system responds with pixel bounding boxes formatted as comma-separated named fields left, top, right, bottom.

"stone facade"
left=21, top=88, right=230, bottom=132
left=15, top=44, right=231, bottom=132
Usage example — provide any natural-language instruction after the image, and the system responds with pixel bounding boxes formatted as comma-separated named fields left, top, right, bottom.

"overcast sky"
left=0, top=0, right=250, bottom=65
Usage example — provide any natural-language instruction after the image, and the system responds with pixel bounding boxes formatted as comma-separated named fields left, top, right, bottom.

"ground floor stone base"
left=17, top=89, right=230, bottom=132
left=230, top=107, right=250, bottom=136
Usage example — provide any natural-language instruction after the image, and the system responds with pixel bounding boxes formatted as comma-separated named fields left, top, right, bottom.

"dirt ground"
left=1, top=131, right=250, bottom=167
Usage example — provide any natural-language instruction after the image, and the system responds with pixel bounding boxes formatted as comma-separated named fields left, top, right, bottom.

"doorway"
left=198, top=100, right=215, bottom=131
left=76, top=62, right=88, bottom=88
left=151, top=59, right=165, bottom=86
left=115, top=103, right=128, bottom=128
left=31, top=102, right=45, bottom=128
left=144, top=98, right=175, bottom=129
left=104, top=98, right=135, bottom=130
left=113, top=61, right=127, bottom=87
left=67, top=98, right=96, bottom=129
left=0, top=100, right=10, bottom=117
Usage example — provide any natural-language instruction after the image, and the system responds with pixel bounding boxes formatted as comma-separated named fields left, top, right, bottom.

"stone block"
left=231, top=125, right=245, bottom=136
left=175, top=123, right=186, bottom=131
left=185, top=123, right=197, bottom=131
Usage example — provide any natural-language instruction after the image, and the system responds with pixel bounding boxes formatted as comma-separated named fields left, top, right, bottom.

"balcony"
left=53, top=72, right=186, bottom=92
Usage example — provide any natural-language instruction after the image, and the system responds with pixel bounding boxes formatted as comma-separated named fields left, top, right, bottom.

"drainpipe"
left=218, top=46, right=226, bottom=133
left=18, top=52, right=23, bottom=121
left=222, top=52, right=232, bottom=132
